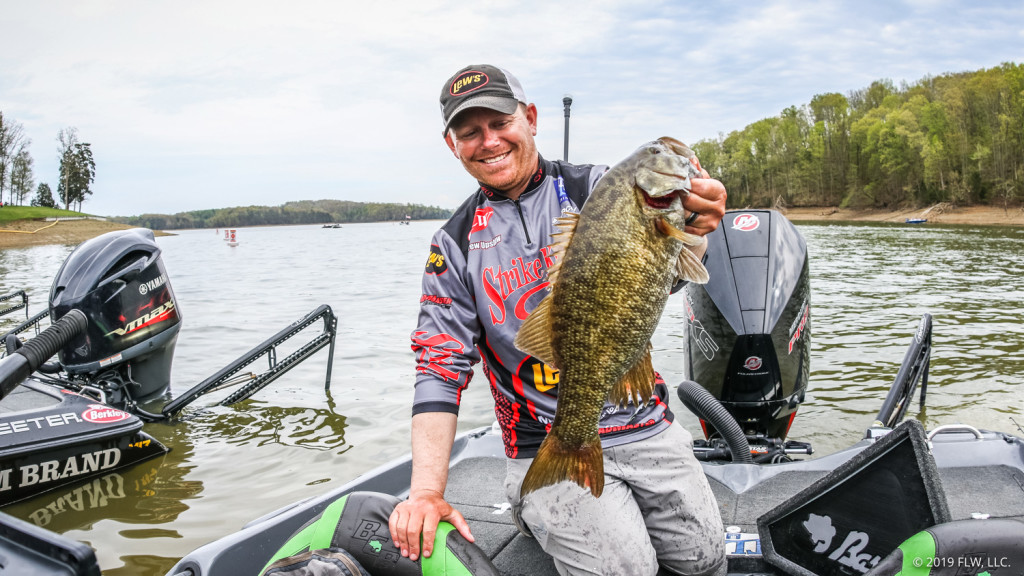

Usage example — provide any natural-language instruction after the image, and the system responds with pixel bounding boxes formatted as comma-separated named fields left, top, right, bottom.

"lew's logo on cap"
left=450, top=71, right=489, bottom=96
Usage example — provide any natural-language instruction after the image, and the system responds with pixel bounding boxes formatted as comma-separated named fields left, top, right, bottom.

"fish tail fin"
left=520, top=435, right=604, bottom=499
left=609, top=343, right=656, bottom=406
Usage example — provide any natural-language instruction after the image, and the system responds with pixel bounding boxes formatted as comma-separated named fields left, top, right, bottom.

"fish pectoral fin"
left=654, top=217, right=703, bottom=246
left=514, top=294, right=559, bottom=367
left=520, top=434, right=605, bottom=499
left=675, top=241, right=710, bottom=284
left=609, top=344, right=656, bottom=407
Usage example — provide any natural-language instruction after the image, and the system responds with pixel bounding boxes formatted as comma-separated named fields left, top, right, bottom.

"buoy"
left=227, top=229, right=239, bottom=247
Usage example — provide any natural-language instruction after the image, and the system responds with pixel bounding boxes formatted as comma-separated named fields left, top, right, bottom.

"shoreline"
left=781, top=204, right=1024, bottom=227
left=2, top=205, right=1022, bottom=250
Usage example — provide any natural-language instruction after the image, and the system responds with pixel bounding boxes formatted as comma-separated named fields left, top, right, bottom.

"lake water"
left=1, top=219, right=1022, bottom=575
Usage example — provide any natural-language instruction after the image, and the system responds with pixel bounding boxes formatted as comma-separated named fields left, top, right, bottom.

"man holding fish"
left=390, top=64, right=728, bottom=576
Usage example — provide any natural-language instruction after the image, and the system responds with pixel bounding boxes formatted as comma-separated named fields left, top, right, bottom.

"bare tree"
left=10, top=145, right=34, bottom=205
left=0, top=112, right=27, bottom=205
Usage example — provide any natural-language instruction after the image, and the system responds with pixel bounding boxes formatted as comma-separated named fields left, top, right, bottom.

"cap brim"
left=443, top=96, right=521, bottom=135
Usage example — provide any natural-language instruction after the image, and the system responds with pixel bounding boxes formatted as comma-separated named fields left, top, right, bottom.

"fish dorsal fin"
left=654, top=218, right=710, bottom=284
left=609, top=343, right=656, bottom=407
left=514, top=294, right=559, bottom=369
left=544, top=212, right=580, bottom=286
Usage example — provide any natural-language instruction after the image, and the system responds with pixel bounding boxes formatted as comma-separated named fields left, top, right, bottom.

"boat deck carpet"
left=443, top=456, right=1024, bottom=576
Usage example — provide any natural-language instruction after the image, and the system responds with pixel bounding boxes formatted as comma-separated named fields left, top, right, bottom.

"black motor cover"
left=49, top=228, right=181, bottom=400
left=684, top=210, right=810, bottom=440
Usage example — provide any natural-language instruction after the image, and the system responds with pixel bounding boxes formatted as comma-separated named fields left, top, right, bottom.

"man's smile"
left=481, top=152, right=510, bottom=165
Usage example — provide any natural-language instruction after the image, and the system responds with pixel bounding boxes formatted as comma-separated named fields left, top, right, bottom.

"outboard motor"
left=683, top=210, right=811, bottom=459
left=49, top=228, right=181, bottom=406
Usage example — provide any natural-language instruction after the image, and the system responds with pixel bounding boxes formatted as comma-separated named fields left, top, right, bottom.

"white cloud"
left=1, top=0, right=1021, bottom=215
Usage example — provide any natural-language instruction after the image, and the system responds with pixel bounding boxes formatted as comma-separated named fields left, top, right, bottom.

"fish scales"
left=515, top=137, right=709, bottom=498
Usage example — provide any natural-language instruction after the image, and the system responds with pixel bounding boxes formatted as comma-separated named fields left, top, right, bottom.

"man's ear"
left=444, top=132, right=459, bottom=158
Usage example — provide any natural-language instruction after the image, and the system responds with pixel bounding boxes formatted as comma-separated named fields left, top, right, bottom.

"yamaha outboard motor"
left=683, top=210, right=811, bottom=459
left=49, top=228, right=181, bottom=406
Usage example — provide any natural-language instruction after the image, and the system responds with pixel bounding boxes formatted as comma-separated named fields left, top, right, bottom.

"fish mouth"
left=641, top=189, right=682, bottom=210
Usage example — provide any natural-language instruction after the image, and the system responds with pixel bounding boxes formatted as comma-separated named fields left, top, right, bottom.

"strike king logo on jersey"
left=105, top=300, right=176, bottom=337
left=482, top=248, right=556, bottom=325
left=425, top=244, right=448, bottom=276
left=412, top=331, right=466, bottom=382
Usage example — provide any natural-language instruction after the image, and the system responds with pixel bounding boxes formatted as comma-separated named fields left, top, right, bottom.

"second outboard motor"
left=683, top=210, right=810, bottom=450
left=49, top=228, right=181, bottom=405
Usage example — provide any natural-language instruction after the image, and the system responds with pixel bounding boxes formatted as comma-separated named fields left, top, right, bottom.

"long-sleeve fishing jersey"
left=411, top=155, right=675, bottom=459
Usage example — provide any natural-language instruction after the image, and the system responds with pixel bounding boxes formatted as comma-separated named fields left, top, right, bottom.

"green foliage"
left=58, top=141, right=95, bottom=211
left=31, top=183, right=55, bottom=208
left=113, top=200, right=452, bottom=230
left=695, top=62, right=1024, bottom=209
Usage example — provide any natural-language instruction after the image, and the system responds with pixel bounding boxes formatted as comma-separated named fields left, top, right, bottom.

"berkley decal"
left=82, top=405, right=131, bottom=424
left=105, top=300, right=176, bottom=337
left=138, top=273, right=167, bottom=295
left=743, top=356, right=763, bottom=371
left=468, top=207, right=495, bottom=239
left=450, top=70, right=489, bottom=96
left=425, top=244, right=448, bottom=276
left=732, top=213, right=760, bottom=231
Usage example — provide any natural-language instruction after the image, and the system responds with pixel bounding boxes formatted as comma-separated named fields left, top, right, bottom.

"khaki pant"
left=504, top=422, right=726, bottom=576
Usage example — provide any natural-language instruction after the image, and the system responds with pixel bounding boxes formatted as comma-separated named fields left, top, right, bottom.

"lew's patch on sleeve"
left=425, top=244, right=448, bottom=275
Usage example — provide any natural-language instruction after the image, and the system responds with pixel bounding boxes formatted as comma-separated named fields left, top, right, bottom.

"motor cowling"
left=49, top=228, right=181, bottom=401
left=683, top=210, right=810, bottom=441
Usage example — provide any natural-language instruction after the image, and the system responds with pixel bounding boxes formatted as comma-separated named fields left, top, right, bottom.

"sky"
left=2, top=0, right=1022, bottom=217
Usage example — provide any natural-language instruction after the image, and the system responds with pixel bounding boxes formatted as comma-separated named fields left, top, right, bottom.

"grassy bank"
left=0, top=205, right=92, bottom=223
left=0, top=206, right=161, bottom=249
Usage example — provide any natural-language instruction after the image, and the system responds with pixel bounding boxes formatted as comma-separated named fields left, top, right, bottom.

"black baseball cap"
left=440, top=64, right=528, bottom=135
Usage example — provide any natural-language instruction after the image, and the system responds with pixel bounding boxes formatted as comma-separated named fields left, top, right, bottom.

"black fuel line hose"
left=676, top=380, right=753, bottom=463
left=0, top=309, right=87, bottom=400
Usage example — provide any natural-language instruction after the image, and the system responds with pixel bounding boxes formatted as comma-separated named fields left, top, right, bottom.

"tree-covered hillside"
left=114, top=200, right=452, bottom=230
left=693, top=62, right=1024, bottom=210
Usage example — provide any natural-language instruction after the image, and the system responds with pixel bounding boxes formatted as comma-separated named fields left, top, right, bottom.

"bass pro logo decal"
left=425, top=245, right=448, bottom=276
left=732, top=214, right=760, bottom=231
left=449, top=70, right=489, bottom=97
left=82, top=405, right=131, bottom=424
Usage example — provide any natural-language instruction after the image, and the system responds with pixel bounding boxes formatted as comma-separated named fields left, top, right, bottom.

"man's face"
left=445, top=104, right=539, bottom=198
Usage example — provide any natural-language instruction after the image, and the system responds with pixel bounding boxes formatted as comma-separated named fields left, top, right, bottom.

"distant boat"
left=322, top=224, right=342, bottom=229
left=905, top=218, right=927, bottom=224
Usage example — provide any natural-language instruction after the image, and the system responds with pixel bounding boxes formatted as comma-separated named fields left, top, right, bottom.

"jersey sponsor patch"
left=412, top=331, right=466, bottom=382
left=425, top=244, right=448, bottom=275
